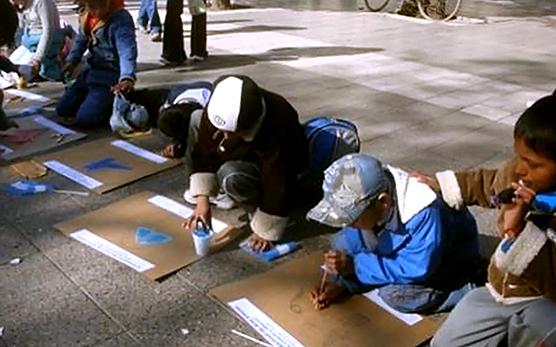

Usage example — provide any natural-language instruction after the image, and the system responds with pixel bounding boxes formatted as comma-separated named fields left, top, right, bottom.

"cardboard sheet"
left=55, top=192, right=234, bottom=281
left=210, top=253, right=441, bottom=347
left=0, top=115, right=85, bottom=161
left=38, top=138, right=180, bottom=193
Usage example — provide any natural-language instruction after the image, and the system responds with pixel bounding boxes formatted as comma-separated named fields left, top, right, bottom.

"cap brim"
left=306, top=198, right=355, bottom=228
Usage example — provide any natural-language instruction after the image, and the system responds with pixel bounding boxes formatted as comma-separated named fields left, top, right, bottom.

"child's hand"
left=501, top=181, right=535, bottom=237
left=309, top=282, right=345, bottom=310
left=31, top=59, right=41, bottom=78
left=112, top=79, right=134, bottom=94
left=247, top=233, right=273, bottom=252
left=183, top=196, right=212, bottom=230
left=324, top=250, right=354, bottom=276
left=160, top=143, right=185, bottom=158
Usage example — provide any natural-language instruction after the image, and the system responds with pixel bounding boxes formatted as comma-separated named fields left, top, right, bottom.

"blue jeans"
left=56, top=70, right=114, bottom=129
left=137, top=0, right=161, bottom=34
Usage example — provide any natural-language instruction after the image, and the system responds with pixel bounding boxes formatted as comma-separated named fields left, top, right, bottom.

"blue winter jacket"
left=67, top=8, right=137, bottom=86
left=337, top=166, right=480, bottom=290
left=348, top=199, right=479, bottom=288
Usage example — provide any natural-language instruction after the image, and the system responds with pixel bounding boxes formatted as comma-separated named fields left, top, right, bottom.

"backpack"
left=304, top=116, right=361, bottom=175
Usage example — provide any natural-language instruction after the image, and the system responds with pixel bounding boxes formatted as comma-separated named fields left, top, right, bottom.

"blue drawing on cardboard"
left=4, top=179, right=55, bottom=196
left=84, top=157, right=131, bottom=172
left=135, top=226, right=173, bottom=246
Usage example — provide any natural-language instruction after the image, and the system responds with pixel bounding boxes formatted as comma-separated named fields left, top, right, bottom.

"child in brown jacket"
left=428, top=94, right=556, bottom=347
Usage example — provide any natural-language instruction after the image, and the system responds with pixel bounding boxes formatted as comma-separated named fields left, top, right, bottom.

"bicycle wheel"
left=417, top=0, right=461, bottom=21
left=364, top=0, right=391, bottom=12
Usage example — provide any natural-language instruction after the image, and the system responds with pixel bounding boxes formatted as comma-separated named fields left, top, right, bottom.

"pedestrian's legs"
left=190, top=13, right=207, bottom=58
left=56, top=72, right=88, bottom=119
left=508, top=298, right=556, bottom=346
left=161, top=0, right=186, bottom=62
left=147, top=0, right=162, bottom=34
left=136, top=0, right=148, bottom=28
left=431, top=287, right=530, bottom=347
left=216, top=161, right=261, bottom=205
left=73, top=83, right=114, bottom=128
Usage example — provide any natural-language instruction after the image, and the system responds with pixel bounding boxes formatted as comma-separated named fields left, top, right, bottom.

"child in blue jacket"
left=308, top=153, right=481, bottom=313
left=56, top=0, right=137, bottom=128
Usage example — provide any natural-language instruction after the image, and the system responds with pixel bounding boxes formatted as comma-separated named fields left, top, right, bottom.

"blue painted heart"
left=135, top=226, right=173, bottom=246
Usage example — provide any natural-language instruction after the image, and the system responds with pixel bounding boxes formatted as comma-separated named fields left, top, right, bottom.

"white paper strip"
left=33, top=116, right=75, bottom=135
left=228, top=298, right=304, bottom=347
left=363, top=289, right=423, bottom=326
left=43, top=160, right=103, bottom=189
left=70, top=229, right=154, bottom=272
left=111, top=140, right=167, bottom=164
left=5, top=88, right=50, bottom=102
left=0, top=144, right=14, bottom=157
left=148, top=195, right=228, bottom=233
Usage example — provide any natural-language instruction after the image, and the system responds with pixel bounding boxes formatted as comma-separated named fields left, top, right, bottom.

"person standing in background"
left=136, top=0, right=162, bottom=42
left=188, top=0, right=207, bottom=61
left=160, top=0, right=207, bottom=65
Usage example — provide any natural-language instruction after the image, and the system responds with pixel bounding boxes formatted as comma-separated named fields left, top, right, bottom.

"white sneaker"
left=183, top=189, right=237, bottom=210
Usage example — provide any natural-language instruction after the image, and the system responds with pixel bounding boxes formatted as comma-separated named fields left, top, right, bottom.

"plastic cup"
left=192, top=227, right=213, bottom=256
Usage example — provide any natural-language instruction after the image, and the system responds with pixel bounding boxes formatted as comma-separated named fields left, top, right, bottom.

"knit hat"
left=307, top=153, right=389, bottom=228
left=207, top=75, right=263, bottom=134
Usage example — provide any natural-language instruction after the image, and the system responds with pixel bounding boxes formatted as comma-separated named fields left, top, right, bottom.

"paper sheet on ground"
left=38, top=137, right=180, bottom=193
left=0, top=115, right=85, bottom=161
left=55, top=192, right=233, bottom=280
left=211, top=253, right=441, bottom=347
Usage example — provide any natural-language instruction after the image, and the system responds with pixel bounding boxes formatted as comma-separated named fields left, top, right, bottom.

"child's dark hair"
left=514, top=94, right=556, bottom=162
left=157, top=103, right=199, bottom=145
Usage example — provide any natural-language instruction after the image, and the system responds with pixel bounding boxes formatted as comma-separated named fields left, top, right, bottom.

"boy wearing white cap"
left=184, top=75, right=308, bottom=251
left=308, top=153, right=481, bottom=313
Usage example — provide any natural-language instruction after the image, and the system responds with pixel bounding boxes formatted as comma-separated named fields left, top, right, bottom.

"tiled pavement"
left=1, top=2, right=555, bottom=346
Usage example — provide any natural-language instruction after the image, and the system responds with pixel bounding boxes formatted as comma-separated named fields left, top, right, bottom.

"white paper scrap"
left=180, top=328, right=189, bottom=336
left=9, top=258, right=21, bottom=265
left=228, top=298, right=303, bottom=347
left=0, top=326, right=3, bottom=336
left=0, top=144, right=14, bottom=157
left=363, top=289, right=423, bottom=326
left=5, top=88, right=49, bottom=102
left=111, top=140, right=167, bottom=164
left=33, top=116, right=75, bottom=135
left=70, top=229, right=154, bottom=272
left=148, top=195, right=228, bottom=233
left=43, top=160, right=103, bottom=189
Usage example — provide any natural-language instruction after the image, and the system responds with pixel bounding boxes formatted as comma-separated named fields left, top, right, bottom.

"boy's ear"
left=377, top=192, right=391, bottom=207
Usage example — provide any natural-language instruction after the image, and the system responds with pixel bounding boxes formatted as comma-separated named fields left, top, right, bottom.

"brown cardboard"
left=10, top=159, right=47, bottom=178
left=55, top=191, right=235, bottom=281
left=37, top=137, right=180, bottom=193
left=0, top=115, right=85, bottom=161
left=210, top=253, right=441, bottom=347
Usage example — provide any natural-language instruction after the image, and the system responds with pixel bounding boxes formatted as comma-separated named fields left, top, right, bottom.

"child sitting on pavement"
left=11, top=0, right=72, bottom=81
left=109, top=80, right=212, bottom=159
left=307, top=153, right=481, bottom=313
left=184, top=75, right=309, bottom=252
left=424, top=94, right=556, bottom=346
left=56, top=0, right=137, bottom=129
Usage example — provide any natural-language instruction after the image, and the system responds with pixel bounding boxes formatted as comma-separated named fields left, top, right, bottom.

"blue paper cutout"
left=84, top=157, right=131, bottom=172
left=4, top=180, right=55, bottom=196
left=135, top=226, right=173, bottom=246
